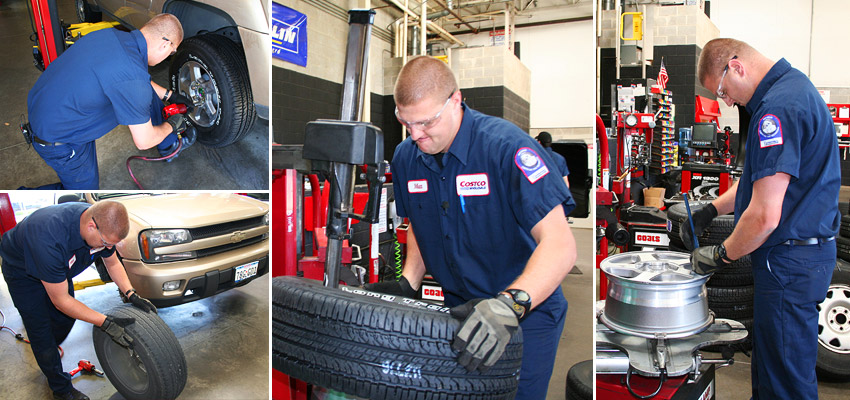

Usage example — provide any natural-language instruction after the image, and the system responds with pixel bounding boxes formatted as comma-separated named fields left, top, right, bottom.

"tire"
left=75, top=0, right=101, bottom=23
left=838, top=237, right=850, bottom=262
left=169, top=34, right=255, bottom=148
left=668, top=242, right=754, bottom=287
left=272, top=276, right=523, bottom=400
left=816, top=259, right=850, bottom=381
left=708, top=286, right=754, bottom=320
left=93, top=258, right=112, bottom=283
left=840, top=215, right=850, bottom=238
left=565, top=360, right=592, bottom=400
left=840, top=202, right=849, bottom=217
left=92, top=305, right=187, bottom=400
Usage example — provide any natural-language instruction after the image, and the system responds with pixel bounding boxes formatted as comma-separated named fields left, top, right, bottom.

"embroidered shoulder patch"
left=514, top=147, right=549, bottom=183
left=758, top=114, right=783, bottom=148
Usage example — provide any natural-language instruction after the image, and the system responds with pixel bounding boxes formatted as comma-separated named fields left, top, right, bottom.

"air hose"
left=126, top=140, right=183, bottom=190
left=393, top=233, right=403, bottom=278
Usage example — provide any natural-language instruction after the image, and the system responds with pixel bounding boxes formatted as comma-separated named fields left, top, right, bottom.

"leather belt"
left=781, top=236, right=835, bottom=246
left=33, top=135, right=65, bottom=146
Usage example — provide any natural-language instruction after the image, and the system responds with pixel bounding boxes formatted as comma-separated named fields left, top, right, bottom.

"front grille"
left=189, top=216, right=265, bottom=240
left=195, top=234, right=266, bottom=258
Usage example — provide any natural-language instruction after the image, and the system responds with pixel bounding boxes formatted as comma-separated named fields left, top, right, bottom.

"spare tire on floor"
left=272, top=276, right=523, bottom=400
left=92, top=305, right=187, bottom=400
left=816, top=258, right=850, bottom=381
left=565, top=360, right=593, bottom=400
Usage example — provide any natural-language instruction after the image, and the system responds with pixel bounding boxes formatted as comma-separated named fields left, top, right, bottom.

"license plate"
left=234, top=261, right=259, bottom=283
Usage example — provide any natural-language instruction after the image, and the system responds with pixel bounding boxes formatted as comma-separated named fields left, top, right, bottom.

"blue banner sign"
left=272, top=3, right=307, bottom=67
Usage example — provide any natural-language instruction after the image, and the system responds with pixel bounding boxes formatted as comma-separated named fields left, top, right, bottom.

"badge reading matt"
left=514, top=147, right=549, bottom=183
left=408, top=179, right=428, bottom=193
left=456, top=173, right=490, bottom=196
left=68, top=254, right=76, bottom=269
left=758, top=114, right=783, bottom=148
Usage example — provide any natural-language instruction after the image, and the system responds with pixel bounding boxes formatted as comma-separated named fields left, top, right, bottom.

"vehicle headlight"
left=139, top=229, right=195, bottom=263
left=263, top=212, right=270, bottom=226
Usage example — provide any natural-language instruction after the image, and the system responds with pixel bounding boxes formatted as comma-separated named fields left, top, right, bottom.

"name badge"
left=68, top=254, right=76, bottom=269
left=456, top=173, right=490, bottom=196
left=408, top=180, right=428, bottom=193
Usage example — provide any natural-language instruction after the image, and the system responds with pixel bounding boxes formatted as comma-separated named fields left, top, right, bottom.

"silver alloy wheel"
left=818, top=283, right=850, bottom=354
left=600, top=251, right=713, bottom=338
left=177, top=60, right=219, bottom=128
left=75, top=0, right=86, bottom=22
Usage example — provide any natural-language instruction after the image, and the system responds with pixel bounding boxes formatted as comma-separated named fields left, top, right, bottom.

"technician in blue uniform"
left=0, top=201, right=156, bottom=400
left=536, top=131, right=571, bottom=188
left=685, top=38, right=839, bottom=400
left=367, top=56, right=576, bottom=399
left=23, top=13, right=191, bottom=190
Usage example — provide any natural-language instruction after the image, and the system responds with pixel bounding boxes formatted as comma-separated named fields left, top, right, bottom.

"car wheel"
left=816, top=259, right=850, bottom=381
left=272, top=276, right=523, bottom=400
left=169, top=34, right=255, bottom=148
left=92, top=305, right=187, bottom=400
left=75, top=0, right=101, bottom=23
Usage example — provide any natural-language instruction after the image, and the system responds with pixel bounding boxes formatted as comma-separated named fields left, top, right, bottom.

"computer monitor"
left=690, top=122, right=719, bottom=149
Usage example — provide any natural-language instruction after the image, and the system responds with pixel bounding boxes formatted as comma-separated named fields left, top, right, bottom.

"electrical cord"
left=625, top=366, right=666, bottom=399
left=126, top=140, right=183, bottom=189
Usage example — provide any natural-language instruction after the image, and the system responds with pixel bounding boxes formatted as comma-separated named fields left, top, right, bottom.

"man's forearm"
left=401, top=225, right=426, bottom=290
left=507, top=206, right=575, bottom=311
left=104, top=255, right=134, bottom=295
left=128, top=120, right=174, bottom=150
left=50, top=293, right=107, bottom=326
left=722, top=174, right=789, bottom=260
left=151, top=81, right=168, bottom=100
left=711, top=179, right=738, bottom=215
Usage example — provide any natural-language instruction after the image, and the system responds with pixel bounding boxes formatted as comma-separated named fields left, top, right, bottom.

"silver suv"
left=76, top=0, right=270, bottom=148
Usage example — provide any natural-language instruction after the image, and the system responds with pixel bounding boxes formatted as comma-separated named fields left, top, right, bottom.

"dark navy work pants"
left=1, top=265, right=76, bottom=395
left=32, top=87, right=177, bottom=189
left=515, top=286, right=568, bottom=400
left=750, top=241, right=835, bottom=400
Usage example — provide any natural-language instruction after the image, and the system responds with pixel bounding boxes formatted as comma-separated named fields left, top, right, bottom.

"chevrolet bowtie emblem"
left=230, top=231, right=246, bottom=243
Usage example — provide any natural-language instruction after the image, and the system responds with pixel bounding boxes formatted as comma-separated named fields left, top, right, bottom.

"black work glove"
left=180, top=125, right=197, bottom=149
left=166, top=113, right=187, bottom=134
left=167, top=91, right=193, bottom=109
left=679, top=203, right=718, bottom=251
left=363, top=276, right=417, bottom=298
left=128, top=291, right=157, bottom=314
left=690, top=245, right=730, bottom=275
left=100, top=316, right=135, bottom=348
left=450, top=297, right=519, bottom=372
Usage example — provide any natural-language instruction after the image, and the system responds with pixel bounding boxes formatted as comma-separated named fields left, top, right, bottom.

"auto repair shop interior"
left=596, top=1, right=850, bottom=399
left=0, top=0, right=268, bottom=190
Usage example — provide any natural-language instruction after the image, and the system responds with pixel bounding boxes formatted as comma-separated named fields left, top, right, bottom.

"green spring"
left=393, top=233, right=403, bottom=278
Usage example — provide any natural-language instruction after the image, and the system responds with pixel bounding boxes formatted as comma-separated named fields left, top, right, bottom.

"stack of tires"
left=819, top=202, right=850, bottom=381
left=666, top=202, right=754, bottom=351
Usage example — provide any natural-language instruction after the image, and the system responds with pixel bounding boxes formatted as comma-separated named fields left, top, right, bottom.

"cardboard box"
left=643, top=187, right=666, bottom=208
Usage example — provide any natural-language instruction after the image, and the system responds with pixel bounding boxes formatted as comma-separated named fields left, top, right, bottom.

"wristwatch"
left=718, top=243, right=732, bottom=264
left=499, top=289, right=532, bottom=319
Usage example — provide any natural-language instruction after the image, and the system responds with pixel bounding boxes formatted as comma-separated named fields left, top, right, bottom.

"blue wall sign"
left=272, top=3, right=307, bottom=67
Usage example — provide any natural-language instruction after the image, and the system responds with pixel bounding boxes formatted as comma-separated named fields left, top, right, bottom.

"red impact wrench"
left=68, top=359, right=104, bottom=378
left=126, top=103, right=192, bottom=189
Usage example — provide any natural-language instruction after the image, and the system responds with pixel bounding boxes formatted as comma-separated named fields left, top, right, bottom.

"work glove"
left=450, top=297, right=519, bottom=372
left=127, top=291, right=157, bottom=314
left=363, top=276, right=418, bottom=298
left=100, top=316, right=135, bottom=348
left=166, top=113, right=187, bottom=134
left=690, top=244, right=730, bottom=275
left=167, top=91, right=194, bottom=110
left=679, top=203, right=718, bottom=251
left=180, top=125, right=197, bottom=149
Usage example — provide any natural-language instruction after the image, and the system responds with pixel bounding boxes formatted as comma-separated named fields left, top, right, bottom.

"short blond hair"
left=141, top=13, right=183, bottom=42
left=90, top=201, right=129, bottom=239
left=394, top=56, right=458, bottom=106
left=698, top=38, right=757, bottom=86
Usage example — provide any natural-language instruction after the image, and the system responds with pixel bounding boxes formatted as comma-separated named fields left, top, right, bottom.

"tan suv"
left=66, top=193, right=269, bottom=307
left=76, top=0, right=270, bottom=148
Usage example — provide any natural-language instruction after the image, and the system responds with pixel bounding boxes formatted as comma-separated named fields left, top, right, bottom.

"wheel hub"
left=177, top=60, right=219, bottom=128
left=819, top=284, right=850, bottom=354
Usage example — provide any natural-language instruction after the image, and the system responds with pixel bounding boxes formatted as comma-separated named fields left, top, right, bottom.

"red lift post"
left=29, top=0, right=65, bottom=69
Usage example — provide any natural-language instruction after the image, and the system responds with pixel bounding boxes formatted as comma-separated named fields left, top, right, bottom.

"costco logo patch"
left=408, top=180, right=428, bottom=193
left=456, top=173, right=489, bottom=196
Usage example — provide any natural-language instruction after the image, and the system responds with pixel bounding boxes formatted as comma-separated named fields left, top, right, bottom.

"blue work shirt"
left=736, top=58, right=840, bottom=247
left=0, top=203, right=115, bottom=284
left=27, top=29, right=152, bottom=144
left=544, top=146, right=570, bottom=177
left=392, top=104, right=575, bottom=306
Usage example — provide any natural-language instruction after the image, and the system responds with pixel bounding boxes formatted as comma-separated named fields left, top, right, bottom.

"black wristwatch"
left=717, top=243, right=732, bottom=264
left=500, top=289, right=532, bottom=319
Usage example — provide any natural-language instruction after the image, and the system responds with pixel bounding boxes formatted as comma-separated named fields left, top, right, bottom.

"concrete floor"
left=548, top=227, right=594, bottom=399
left=0, top=266, right=269, bottom=399
left=0, top=0, right=268, bottom=190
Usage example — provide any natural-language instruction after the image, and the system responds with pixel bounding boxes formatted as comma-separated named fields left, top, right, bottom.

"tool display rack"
left=649, top=88, right=675, bottom=174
